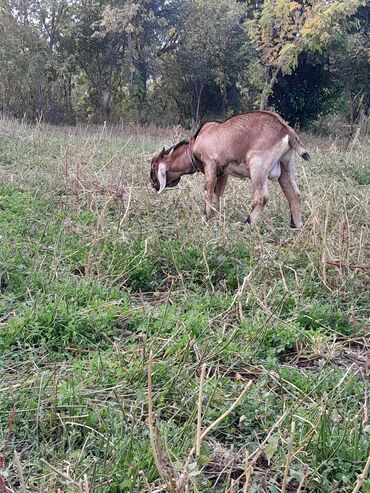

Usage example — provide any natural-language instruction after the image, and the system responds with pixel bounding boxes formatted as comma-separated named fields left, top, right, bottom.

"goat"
left=150, top=111, right=310, bottom=227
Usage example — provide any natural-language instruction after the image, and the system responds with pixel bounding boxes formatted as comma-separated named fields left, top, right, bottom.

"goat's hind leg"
left=279, top=153, right=302, bottom=228
left=246, top=164, right=269, bottom=226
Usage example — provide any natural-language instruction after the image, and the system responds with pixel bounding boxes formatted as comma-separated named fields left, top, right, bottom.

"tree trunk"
left=96, top=52, right=106, bottom=121
left=221, top=64, right=228, bottom=117
left=46, top=10, right=56, bottom=123
left=260, top=65, right=282, bottom=110
left=64, top=74, right=75, bottom=125
left=196, top=82, right=205, bottom=124
left=127, top=32, right=134, bottom=89
left=104, top=65, right=114, bottom=121
left=137, top=57, right=148, bottom=123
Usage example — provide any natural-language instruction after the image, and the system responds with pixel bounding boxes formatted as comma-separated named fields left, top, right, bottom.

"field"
left=0, top=117, right=369, bottom=493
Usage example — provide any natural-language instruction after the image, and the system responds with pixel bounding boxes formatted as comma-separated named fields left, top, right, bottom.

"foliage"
left=272, top=52, right=335, bottom=127
left=245, top=0, right=367, bottom=110
left=0, top=0, right=368, bottom=128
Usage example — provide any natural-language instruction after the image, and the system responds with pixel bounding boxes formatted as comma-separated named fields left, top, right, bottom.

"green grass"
left=0, top=117, right=369, bottom=492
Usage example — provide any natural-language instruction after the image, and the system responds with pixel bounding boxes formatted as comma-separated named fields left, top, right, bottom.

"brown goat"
left=150, top=111, right=310, bottom=227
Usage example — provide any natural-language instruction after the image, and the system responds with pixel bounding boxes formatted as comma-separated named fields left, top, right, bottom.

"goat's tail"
left=289, top=131, right=310, bottom=161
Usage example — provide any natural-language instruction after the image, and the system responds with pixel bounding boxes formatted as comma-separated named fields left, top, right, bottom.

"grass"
left=0, top=117, right=369, bottom=492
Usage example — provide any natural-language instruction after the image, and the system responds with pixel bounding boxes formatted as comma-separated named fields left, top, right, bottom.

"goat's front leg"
left=204, top=165, right=217, bottom=220
left=214, top=175, right=228, bottom=213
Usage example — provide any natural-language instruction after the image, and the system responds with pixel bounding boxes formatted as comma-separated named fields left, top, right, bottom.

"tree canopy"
left=0, top=0, right=368, bottom=129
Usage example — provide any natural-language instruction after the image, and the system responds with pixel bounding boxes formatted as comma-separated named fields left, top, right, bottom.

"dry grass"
left=0, top=116, right=369, bottom=492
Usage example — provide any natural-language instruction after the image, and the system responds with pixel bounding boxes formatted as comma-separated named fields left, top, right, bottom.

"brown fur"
left=150, top=111, right=310, bottom=226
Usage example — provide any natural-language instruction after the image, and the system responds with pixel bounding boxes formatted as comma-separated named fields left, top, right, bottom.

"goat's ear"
left=158, top=163, right=167, bottom=193
left=159, top=147, right=165, bottom=158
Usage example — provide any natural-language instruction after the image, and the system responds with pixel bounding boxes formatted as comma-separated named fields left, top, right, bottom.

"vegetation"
left=0, top=116, right=369, bottom=492
left=0, top=1, right=369, bottom=130
left=0, top=1, right=369, bottom=491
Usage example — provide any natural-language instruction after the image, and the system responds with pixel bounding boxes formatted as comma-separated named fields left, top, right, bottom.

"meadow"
left=0, top=117, right=369, bottom=493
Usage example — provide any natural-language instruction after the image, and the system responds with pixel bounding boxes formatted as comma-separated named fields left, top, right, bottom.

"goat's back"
left=193, top=111, right=305, bottom=164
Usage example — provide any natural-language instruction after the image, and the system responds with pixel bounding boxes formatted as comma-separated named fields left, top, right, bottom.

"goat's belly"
left=224, top=162, right=250, bottom=178
left=268, top=162, right=281, bottom=181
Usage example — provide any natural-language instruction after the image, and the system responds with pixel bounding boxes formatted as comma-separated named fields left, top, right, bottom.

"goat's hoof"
left=245, top=216, right=251, bottom=224
left=290, top=215, right=302, bottom=229
left=290, top=222, right=302, bottom=229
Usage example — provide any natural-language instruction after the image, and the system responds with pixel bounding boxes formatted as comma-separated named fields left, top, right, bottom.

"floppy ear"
left=158, top=163, right=167, bottom=193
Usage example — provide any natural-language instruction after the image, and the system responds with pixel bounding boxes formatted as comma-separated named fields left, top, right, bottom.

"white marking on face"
left=157, top=163, right=167, bottom=193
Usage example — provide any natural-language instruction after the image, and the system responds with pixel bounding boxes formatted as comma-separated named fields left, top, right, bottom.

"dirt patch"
left=286, top=337, right=370, bottom=374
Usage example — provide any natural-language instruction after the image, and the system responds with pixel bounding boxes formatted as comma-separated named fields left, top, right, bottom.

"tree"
left=96, top=0, right=172, bottom=122
left=32, top=0, right=73, bottom=122
left=329, top=5, right=369, bottom=141
left=0, top=1, right=43, bottom=119
left=156, top=0, right=247, bottom=125
left=272, top=52, right=334, bottom=127
left=62, top=0, right=123, bottom=122
left=0, top=0, right=368, bottom=128
left=246, top=0, right=367, bottom=110
left=0, top=0, right=76, bottom=123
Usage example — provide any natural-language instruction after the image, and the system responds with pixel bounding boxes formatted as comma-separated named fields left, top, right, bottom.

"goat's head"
left=150, top=140, right=193, bottom=193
